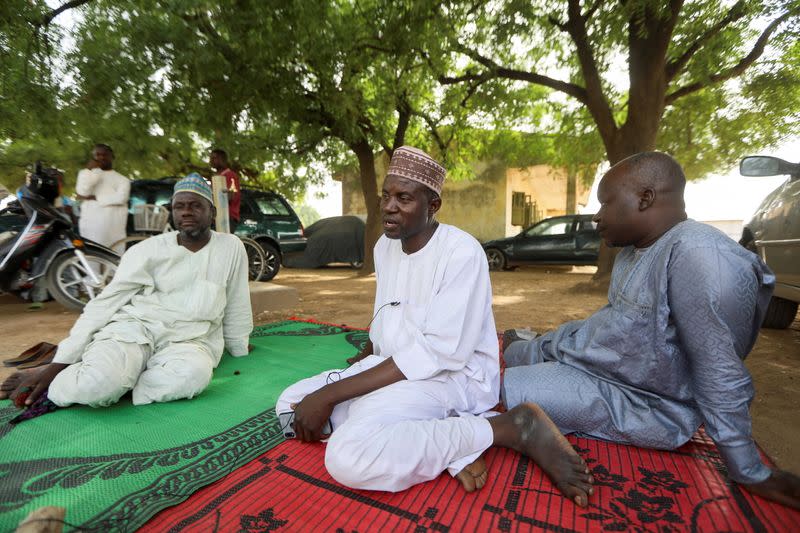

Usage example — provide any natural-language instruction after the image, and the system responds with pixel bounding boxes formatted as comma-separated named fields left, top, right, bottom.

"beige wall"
left=436, top=162, right=506, bottom=242
left=337, top=158, right=590, bottom=242
left=337, top=158, right=506, bottom=242
left=505, top=166, right=592, bottom=236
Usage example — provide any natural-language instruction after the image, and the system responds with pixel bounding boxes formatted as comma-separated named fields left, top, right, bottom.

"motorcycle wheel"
left=239, top=236, right=267, bottom=281
left=46, top=249, right=119, bottom=311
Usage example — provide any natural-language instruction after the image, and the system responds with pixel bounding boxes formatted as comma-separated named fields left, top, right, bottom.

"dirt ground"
left=1, top=266, right=798, bottom=472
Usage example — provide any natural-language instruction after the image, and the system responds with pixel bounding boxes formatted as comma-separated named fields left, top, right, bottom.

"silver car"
left=739, top=156, right=800, bottom=328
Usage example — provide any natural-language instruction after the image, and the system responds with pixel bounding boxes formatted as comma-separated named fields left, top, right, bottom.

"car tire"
left=257, top=241, right=281, bottom=282
left=485, top=248, right=507, bottom=271
left=761, top=296, right=799, bottom=329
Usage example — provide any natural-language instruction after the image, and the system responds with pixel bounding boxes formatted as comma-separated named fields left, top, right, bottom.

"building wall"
left=338, top=157, right=506, bottom=242
left=337, top=158, right=591, bottom=242
left=436, top=161, right=506, bottom=242
left=505, top=166, right=592, bottom=237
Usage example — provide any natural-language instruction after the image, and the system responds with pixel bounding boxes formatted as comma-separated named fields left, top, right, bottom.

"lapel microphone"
left=367, top=301, right=401, bottom=328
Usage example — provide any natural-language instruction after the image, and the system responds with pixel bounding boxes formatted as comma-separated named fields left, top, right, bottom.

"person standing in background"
left=209, top=148, right=241, bottom=232
left=75, top=144, right=130, bottom=254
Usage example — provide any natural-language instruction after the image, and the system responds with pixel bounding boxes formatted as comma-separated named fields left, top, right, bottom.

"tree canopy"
left=439, top=0, right=800, bottom=176
left=1, top=0, right=798, bottom=273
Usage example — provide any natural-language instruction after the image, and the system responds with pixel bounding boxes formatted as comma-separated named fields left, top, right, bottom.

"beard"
left=180, top=223, right=211, bottom=240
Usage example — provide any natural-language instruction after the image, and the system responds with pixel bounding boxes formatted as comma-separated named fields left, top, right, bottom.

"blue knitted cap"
left=173, top=173, right=213, bottom=204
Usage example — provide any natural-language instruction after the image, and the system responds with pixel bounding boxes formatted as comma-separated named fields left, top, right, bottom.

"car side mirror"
left=740, top=156, right=800, bottom=178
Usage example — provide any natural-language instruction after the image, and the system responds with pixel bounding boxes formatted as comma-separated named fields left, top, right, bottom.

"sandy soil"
left=1, top=266, right=798, bottom=472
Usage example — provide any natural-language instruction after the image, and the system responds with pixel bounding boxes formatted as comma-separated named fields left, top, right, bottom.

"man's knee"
left=49, top=340, right=145, bottom=407
left=49, top=363, right=131, bottom=407
left=132, top=351, right=213, bottom=404
left=276, top=381, right=307, bottom=414
left=164, top=356, right=213, bottom=384
left=324, top=423, right=378, bottom=489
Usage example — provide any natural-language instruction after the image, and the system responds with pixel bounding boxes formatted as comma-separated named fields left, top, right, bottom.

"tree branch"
left=583, top=0, right=604, bottom=21
left=665, top=8, right=796, bottom=104
left=560, top=0, right=617, bottom=141
left=407, top=103, right=448, bottom=153
left=665, top=0, right=747, bottom=81
left=184, top=11, right=240, bottom=67
left=392, top=94, right=411, bottom=152
left=445, top=44, right=589, bottom=103
left=40, top=0, right=94, bottom=27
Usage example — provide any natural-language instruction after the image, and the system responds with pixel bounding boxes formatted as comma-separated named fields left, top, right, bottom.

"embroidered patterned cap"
left=386, top=146, right=446, bottom=195
left=173, top=173, right=213, bottom=205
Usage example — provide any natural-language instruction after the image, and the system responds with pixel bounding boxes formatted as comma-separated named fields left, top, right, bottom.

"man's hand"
left=86, top=159, right=100, bottom=170
left=0, top=363, right=68, bottom=407
left=76, top=194, right=97, bottom=201
left=742, top=469, right=800, bottom=510
left=291, top=391, right=334, bottom=442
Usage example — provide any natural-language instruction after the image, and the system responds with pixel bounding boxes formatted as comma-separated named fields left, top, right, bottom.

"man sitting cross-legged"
left=0, top=174, right=253, bottom=408
left=503, top=152, right=800, bottom=509
left=277, top=146, right=594, bottom=506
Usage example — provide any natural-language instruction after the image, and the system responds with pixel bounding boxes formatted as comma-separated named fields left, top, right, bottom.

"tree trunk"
left=351, top=139, right=381, bottom=275
left=591, top=123, right=660, bottom=282
left=592, top=75, right=666, bottom=287
left=565, top=171, right=577, bottom=214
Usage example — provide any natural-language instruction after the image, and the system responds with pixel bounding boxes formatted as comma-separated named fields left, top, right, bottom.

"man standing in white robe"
left=278, top=146, right=594, bottom=506
left=75, top=144, right=131, bottom=254
left=1, top=174, right=252, bottom=408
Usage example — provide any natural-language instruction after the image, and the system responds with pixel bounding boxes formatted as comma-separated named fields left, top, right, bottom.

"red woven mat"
left=140, top=430, right=799, bottom=532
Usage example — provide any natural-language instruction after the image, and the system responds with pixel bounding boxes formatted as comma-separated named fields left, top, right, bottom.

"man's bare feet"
left=455, top=455, right=488, bottom=493
left=0, top=363, right=66, bottom=406
left=742, top=469, right=800, bottom=510
left=489, top=403, right=594, bottom=507
left=0, top=370, right=32, bottom=398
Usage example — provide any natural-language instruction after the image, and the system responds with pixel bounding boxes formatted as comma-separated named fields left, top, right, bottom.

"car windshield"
left=524, top=219, right=572, bottom=236
left=253, top=195, right=291, bottom=216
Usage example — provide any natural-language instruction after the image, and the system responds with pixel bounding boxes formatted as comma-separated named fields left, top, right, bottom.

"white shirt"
left=54, top=231, right=253, bottom=365
left=370, top=224, right=500, bottom=414
left=76, top=168, right=130, bottom=250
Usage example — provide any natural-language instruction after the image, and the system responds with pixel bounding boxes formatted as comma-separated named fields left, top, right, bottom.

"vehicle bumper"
left=280, top=239, right=307, bottom=253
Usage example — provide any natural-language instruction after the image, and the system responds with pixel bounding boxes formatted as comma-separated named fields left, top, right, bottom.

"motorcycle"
left=0, top=163, right=119, bottom=310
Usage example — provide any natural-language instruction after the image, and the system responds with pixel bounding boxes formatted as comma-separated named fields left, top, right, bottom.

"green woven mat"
left=0, top=319, right=367, bottom=532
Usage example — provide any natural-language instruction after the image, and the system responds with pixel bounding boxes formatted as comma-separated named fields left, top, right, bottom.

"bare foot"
left=455, top=455, right=488, bottom=493
left=742, top=469, right=800, bottom=510
left=0, top=370, right=33, bottom=398
left=0, top=363, right=66, bottom=406
left=490, top=403, right=594, bottom=506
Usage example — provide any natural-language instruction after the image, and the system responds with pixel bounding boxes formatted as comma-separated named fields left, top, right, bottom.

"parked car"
left=739, top=155, right=800, bottom=329
left=482, top=214, right=600, bottom=270
left=128, top=178, right=306, bottom=280
left=284, top=216, right=365, bottom=269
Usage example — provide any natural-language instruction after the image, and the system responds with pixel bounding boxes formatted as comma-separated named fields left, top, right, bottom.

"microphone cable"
left=366, top=300, right=400, bottom=329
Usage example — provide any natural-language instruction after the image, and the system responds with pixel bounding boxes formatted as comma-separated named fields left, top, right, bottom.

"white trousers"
left=49, top=339, right=215, bottom=407
left=276, top=355, right=494, bottom=492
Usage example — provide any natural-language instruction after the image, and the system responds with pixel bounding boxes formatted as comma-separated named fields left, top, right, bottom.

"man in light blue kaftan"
left=503, top=152, right=800, bottom=509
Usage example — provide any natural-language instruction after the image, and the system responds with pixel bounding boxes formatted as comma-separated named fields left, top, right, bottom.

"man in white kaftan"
left=276, top=148, right=594, bottom=506
left=277, top=222, right=499, bottom=491
left=75, top=144, right=131, bottom=254
left=1, top=174, right=253, bottom=409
